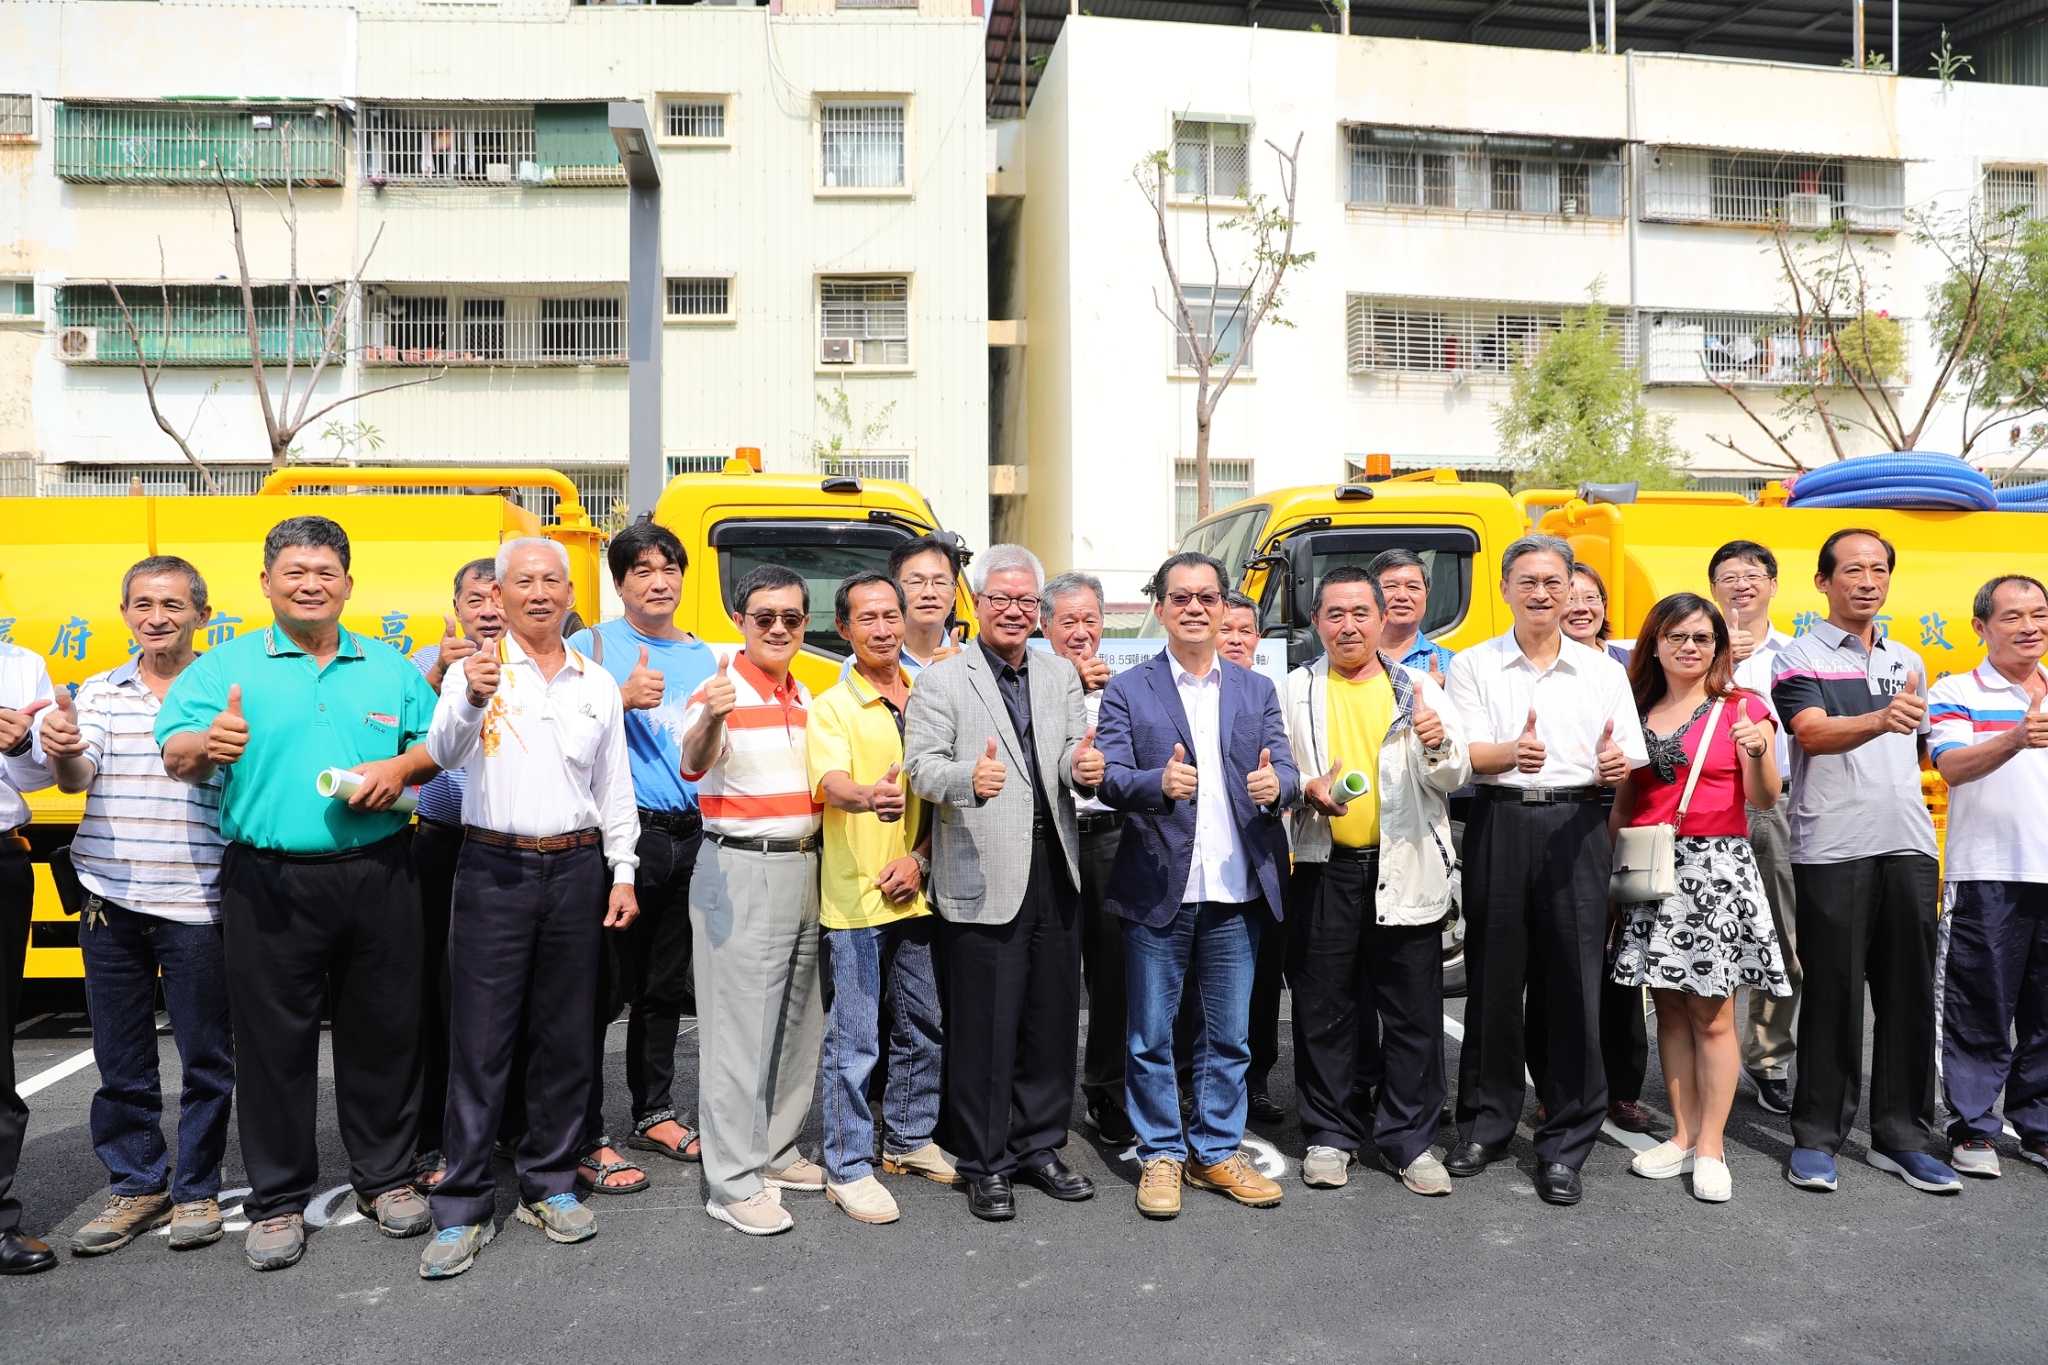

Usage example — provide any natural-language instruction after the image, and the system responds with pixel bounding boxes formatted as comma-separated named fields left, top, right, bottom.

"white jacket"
left=1283, top=653, right=1471, bottom=926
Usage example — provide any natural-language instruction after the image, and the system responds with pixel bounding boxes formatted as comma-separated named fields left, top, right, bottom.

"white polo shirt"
left=1445, top=631, right=1648, bottom=788
left=1930, top=660, right=2048, bottom=883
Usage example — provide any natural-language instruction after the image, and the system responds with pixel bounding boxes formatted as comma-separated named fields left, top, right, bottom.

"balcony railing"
left=359, top=103, right=624, bottom=187
left=54, top=286, right=341, bottom=366
left=53, top=103, right=347, bottom=186
left=1640, top=311, right=1909, bottom=387
left=364, top=294, right=626, bottom=366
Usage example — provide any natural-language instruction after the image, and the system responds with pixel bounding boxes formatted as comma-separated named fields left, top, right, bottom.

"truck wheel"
left=1441, top=820, right=1467, bottom=998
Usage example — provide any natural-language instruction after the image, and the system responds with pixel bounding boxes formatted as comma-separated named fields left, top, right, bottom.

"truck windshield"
left=1265, top=525, right=1478, bottom=666
left=1138, top=503, right=1272, bottom=639
left=711, top=519, right=916, bottom=659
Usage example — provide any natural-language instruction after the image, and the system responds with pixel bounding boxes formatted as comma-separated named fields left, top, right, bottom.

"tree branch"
left=105, top=247, right=223, bottom=495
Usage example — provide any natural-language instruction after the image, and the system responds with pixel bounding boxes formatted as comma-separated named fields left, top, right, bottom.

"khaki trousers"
left=1744, top=792, right=1803, bottom=1078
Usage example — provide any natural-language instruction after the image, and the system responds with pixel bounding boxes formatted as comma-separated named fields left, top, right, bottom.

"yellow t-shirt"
left=806, top=668, right=928, bottom=930
left=1325, top=669, right=1394, bottom=848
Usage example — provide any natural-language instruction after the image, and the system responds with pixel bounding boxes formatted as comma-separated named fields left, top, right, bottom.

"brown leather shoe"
left=1185, top=1152, right=1283, bottom=1208
left=1608, top=1100, right=1655, bottom=1134
left=1136, top=1157, right=1183, bottom=1219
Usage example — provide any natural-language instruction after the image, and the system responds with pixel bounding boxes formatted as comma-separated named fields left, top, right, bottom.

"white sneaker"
left=765, top=1156, right=827, bottom=1191
left=827, top=1175, right=901, bottom=1225
left=707, top=1190, right=794, bottom=1236
left=1301, top=1145, right=1352, bottom=1188
left=1952, top=1140, right=2003, bottom=1179
left=1629, top=1140, right=1696, bottom=1179
left=1691, top=1156, right=1731, bottom=1202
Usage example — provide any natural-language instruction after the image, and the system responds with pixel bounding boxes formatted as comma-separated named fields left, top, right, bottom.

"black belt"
left=1478, top=784, right=1604, bottom=805
left=238, top=834, right=405, bottom=865
left=464, top=825, right=603, bottom=854
left=1078, top=811, right=1124, bottom=835
left=709, top=831, right=820, bottom=855
left=415, top=817, right=464, bottom=841
left=1327, top=843, right=1380, bottom=862
left=638, top=807, right=703, bottom=836
left=0, top=828, right=26, bottom=855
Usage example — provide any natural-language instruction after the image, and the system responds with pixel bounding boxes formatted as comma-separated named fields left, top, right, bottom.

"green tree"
left=1493, top=298, right=1686, bottom=491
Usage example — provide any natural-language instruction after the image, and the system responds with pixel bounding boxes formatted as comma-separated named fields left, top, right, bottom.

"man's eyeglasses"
left=746, top=610, right=809, bottom=632
left=1712, top=570, right=1772, bottom=589
left=1661, top=631, right=1717, bottom=650
left=1165, top=590, right=1223, bottom=610
left=900, top=574, right=952, bottom=592
left=981, top=592, right=1041, bottom=615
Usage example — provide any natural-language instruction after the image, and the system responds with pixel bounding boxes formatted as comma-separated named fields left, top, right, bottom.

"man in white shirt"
left=420, top=538, right=639, bottom=1278
left=1444, top=534, right=1647, bottom=1206
left=0, top=640, right=56, bottom=1275
left=1709, top=539, right=1801, bottom=1115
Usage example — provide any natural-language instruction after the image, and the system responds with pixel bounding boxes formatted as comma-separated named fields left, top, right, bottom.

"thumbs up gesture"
left=932, top=625, right=965, bottom=664
left=1595, top=717, right=1630, bottom=785
left=1412, top=692, right=1446, bottom=751
left=620, top=644, right=666, bottom=712
left=972, top=736, right=1008, bottom=800
left=207, top=684, right=250, bottom=765
left=1728, top=620, right=1756, bottom=663
left=427, top=615, right=480, bottom=691
left=1076, top=653, right=1112, bottom=693
left=870, top=761, right=906, bottom=823
left=38, top=689, right=86, bottom=761
left=463, top=652, right=502, bottom=710
left=1246, top=746, right=1280, bottom=806
left=1305, top=756, right=1350, bottom=816
left=0, top=698, right=49, bottom=755
left=1731, top=707, right=1770, bottom=760
left=704, top=652, right=737, bottom=719
left=1072, top=724, right=1105, bottom=788
left=1162, top=742, right=1199, bottom=801
left=1513, top=708, right=1547, bottom=774
left=1881, top=672, right=1928, bottom=735
left=2015, top=688, right=2048, bottom=750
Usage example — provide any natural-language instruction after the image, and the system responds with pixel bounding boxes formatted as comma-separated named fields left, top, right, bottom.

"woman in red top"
left=1610, top=592, right=1786, bottom=1203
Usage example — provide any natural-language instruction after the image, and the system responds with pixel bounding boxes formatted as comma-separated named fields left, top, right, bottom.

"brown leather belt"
left=463, top=826, right=603, bottom=854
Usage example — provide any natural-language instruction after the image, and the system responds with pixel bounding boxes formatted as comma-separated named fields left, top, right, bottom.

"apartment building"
left=0, top=0, right=990, bottom=543
left=1003, top=18, right=2048, bottom=600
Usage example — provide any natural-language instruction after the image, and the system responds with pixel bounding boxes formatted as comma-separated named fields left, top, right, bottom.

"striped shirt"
left=1929, top=660, right=2048, bottom=883
left=681, top=653, right=821, bottom=839
left=410, top=643, right=468, bottom=827
left=70, top=661, right=227, bottom=923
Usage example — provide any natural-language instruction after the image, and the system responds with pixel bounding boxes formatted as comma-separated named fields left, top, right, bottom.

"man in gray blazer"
left=904, top=544, right=1106, bottom=1221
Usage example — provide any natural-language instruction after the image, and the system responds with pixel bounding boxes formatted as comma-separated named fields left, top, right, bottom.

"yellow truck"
left=3, top=459, right=971, bottom=978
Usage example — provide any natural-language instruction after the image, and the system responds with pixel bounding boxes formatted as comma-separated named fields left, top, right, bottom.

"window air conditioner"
left=54, top=326, right=97, bottom=363
left=1785, top=192, right=1831, bottom=230
left=517, top=161, right=549, bottom=185
left=821, top=338, right=853, bottom=364
left=486, top=163, right=512, bottom=184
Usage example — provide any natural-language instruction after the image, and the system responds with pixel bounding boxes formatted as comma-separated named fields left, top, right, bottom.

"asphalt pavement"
left=5, top=987, right=2045, bottom=1365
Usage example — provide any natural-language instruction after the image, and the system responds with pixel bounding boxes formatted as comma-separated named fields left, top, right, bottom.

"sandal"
left=575, top=1138, right=650, bottom=1196
left=624, top=1109, right=702, bottom=1163
left=412, top=1149, right=448, bottom=1191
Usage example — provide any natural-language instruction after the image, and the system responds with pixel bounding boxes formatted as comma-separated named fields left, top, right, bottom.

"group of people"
left=0, top=511, right=2043, bottom=1279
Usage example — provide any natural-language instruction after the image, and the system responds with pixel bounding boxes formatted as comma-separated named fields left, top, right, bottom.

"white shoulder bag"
left=1609, top=698, right=1724, bottom=904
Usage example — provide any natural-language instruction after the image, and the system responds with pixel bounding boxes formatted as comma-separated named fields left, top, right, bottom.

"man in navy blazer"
left=1094, top=551, right=1299, bottom=1219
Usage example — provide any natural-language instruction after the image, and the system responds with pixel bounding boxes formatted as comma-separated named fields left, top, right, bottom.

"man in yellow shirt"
left=809, top=571, right=959, bottom=1225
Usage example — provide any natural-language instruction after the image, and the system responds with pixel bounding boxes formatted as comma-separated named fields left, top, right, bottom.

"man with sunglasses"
left=680, top=565, right=828, bottom=1235
left=904, top=544, right=1102, bottom=1221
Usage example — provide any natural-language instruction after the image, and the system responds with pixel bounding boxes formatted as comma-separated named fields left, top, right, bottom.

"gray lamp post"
left=610, top=102, right=663, bottom=521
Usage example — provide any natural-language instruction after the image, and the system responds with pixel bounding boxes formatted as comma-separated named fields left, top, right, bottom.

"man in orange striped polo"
left=680, top=564, right=827, bottom=1236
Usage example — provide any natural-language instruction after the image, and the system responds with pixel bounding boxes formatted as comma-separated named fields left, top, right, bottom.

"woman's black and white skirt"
left=1611, top=835, right=1791, bottom=999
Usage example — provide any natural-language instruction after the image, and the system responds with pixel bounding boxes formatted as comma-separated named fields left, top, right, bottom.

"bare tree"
left=107, top=244, right=225, bottom=494
left=1139, top=129, right=1313, bottom=522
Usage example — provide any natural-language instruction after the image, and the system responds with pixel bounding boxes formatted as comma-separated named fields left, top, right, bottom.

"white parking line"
left=18, top=1047, right=97, bottom=1097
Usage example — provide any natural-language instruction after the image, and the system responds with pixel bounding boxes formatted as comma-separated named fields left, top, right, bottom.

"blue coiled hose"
left=1786, top=452, right=1998, bottom=512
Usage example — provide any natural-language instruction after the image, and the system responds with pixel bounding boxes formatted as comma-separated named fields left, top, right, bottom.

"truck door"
left=707, top=518, right=929, bottom=687
left=1263, top=526, right=1480, bottom=668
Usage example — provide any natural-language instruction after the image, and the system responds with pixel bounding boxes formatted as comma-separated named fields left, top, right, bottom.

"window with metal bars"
left=1174, top=460, right=1254, bottom=539
left=361, top=104, right=534, bottom=184
left=0, top=95, right=32, bottom=140
left=1640, top=310, right=1907, bottom=387
left=1642, top=147, right=1904, bottom=230
left=664, top=98, right=726, bottom=140
left=1344, top=295, right=1638, bottom=375
left=820, top=277, right=909, bottom=366
left=1345, top=126, right=1623, bottom=218
left=541, top=299, right=622, bottom=359
left=1172, top=120, right=1250, bottom=199
left=53, top=285, right=339, bottom=365
left=1174, top=286, right=1253, bottom=370
left=667, top=277, right=731, bottom=318
left=362, top=290, right=626, bottom=365
left=52, top=103, right=346, bottom=185
left=820, top=101, right=905, bottom=190
left=1985, top=166, right=2041, bottom=222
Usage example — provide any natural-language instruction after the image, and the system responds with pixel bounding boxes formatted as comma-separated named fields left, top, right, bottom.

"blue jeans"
left=1124, top=900, right=1261, bottom=1166
left=79, top=897, right=235, bottom=1201
left=820, top=918, right=943, bottom=1184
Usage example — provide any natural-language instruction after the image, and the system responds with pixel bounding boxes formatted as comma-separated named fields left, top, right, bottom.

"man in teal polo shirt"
left=159, top=515, right=441, bottom=1272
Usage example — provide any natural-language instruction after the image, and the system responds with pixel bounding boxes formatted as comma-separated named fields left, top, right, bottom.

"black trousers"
left=938, top=835, right=1082, bottom=1179
left=1791, top=853, right=1941, bottom=1156
left=1078, top=824, right=1127, bottom=1113
left=0, top=850, right=31, bottom=1234
left=1455, top=793, right=1612, bottom=1169
left=433, top=839, right=605, bottom=1230
left=219, top=837, right=422, bottom=1220
left=1247, top=874, right=1289, bottom=1093
left=585, top=820, right=702, bottom=1144
left=1289, top=850, right=1446, bottom=1168
left=411, top=822, right=463, bottom=1155
left=1527, top=975, right=1648, bottom=1105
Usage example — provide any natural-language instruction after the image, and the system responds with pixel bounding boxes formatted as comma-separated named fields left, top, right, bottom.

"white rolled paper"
left=1337, top=770, right=1370, bottom=798
left=315, top=766, right=419, bottom=816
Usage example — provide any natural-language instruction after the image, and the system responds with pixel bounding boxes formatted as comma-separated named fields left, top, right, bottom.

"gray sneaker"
left=71, top=1192, right=173, bottom=1255
left=358, top=1186, right=433, bottom=1238
left=244, top=1214, right=306, bottom=1272
left=1952, top=1139, right=2003, bottom=1179
left=418, top=1222, right=494, bottom=1279
left=1301, top=1145, right=1352, bottom=1188
left=1395, top=1150, right=1454, bottom=1196
left=167, top=1197, right=224, bottom=1250
left=515, top=1193, right=597, bottom=1243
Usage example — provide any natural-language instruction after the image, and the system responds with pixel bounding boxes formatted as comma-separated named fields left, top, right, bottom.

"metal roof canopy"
left=985, top=0, right=2048, bottom=119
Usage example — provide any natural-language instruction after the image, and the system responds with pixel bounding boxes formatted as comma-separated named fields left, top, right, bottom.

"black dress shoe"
left=967, top=1174, right=1015, bottom=1222
left=0, top=1229, right=57, bottom=1276
left=1088, top=1102, right=1138, bottom=1146
left=1535, top=1162, right=1584, bottom=1206
left=1248, top=1091, right=1286, bottom=1124
left=1016, top=1157, right=1095, bottom=1201
left=1443, top=1140, right=1507, bottom=1177
left=1746, top=1069, right=1793, bottom=1115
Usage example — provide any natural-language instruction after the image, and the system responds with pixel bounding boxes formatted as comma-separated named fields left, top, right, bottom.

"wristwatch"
left=911, top=850, right=931, bottom=881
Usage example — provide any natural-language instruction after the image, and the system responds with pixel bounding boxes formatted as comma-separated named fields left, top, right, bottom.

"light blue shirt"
left=568, top=619, right=716, bottom=813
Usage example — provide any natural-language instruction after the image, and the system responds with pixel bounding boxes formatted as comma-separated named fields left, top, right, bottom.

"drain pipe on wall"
left=1625, top=49, right=1639, bottom=316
